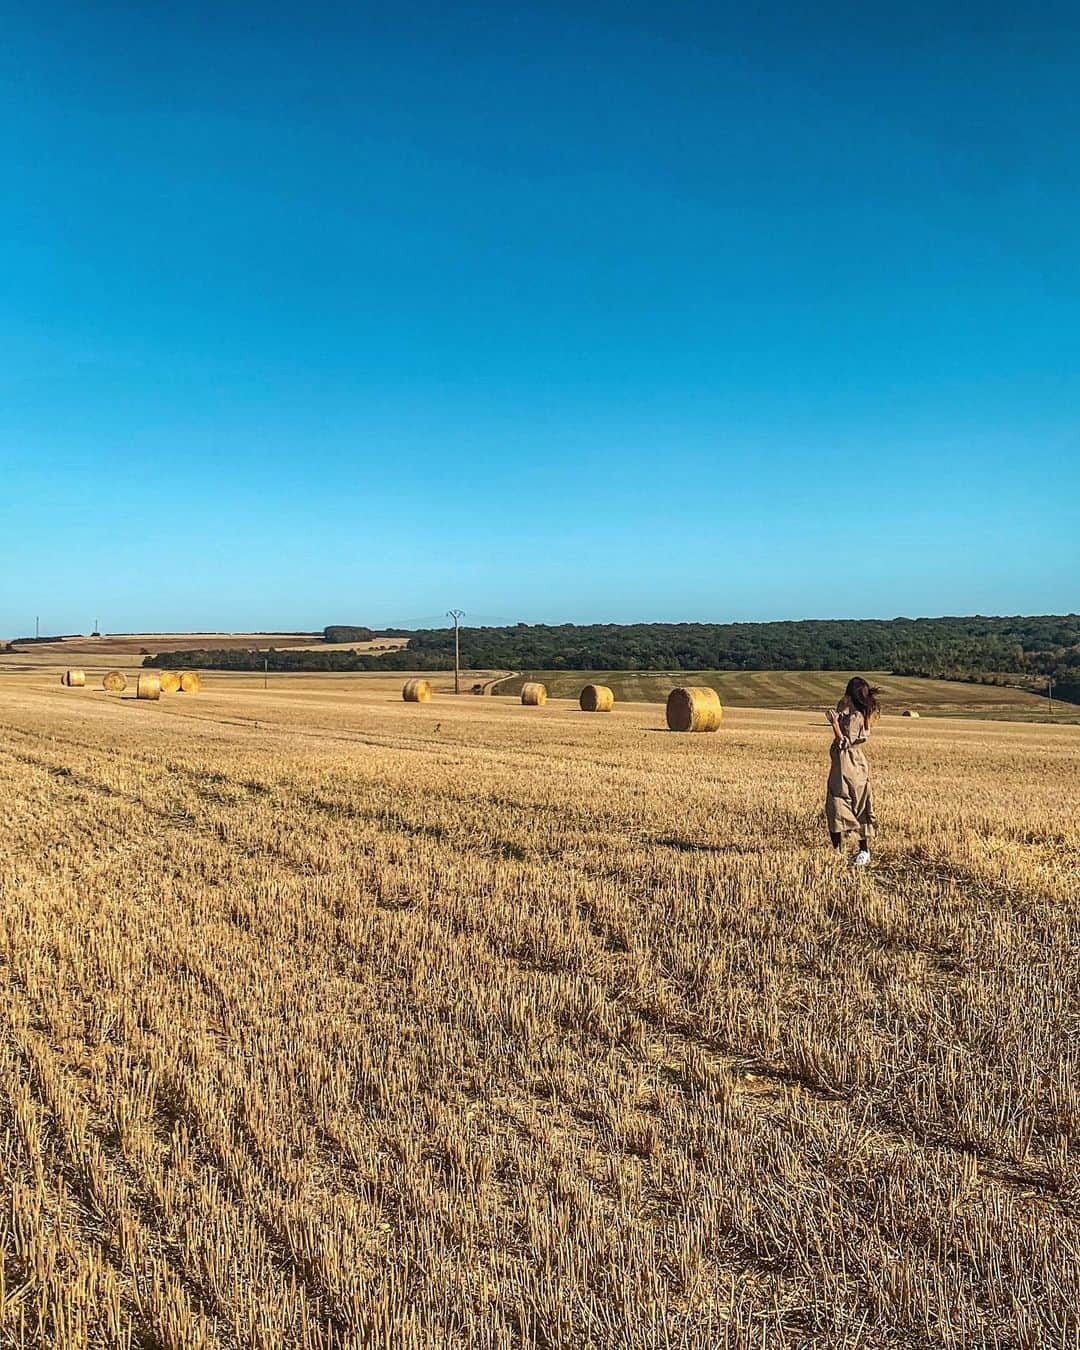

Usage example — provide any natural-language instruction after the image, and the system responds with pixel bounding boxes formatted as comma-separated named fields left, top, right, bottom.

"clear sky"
left=2, top=1, right=1077, bottom=635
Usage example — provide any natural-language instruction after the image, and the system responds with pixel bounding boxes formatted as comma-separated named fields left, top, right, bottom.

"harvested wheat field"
left=0, top=672, right=1078, bottom=1348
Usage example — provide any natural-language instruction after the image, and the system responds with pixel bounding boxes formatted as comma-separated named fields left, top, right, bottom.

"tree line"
left=145, top=646, right=426, bottom=673
left=399, top=616, right=1080, bottom=678
left=144, top=613, right=1080, bottom=699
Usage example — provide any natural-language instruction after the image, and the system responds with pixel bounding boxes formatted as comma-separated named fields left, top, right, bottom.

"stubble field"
left=0, top=672, right=1078, bottom=1348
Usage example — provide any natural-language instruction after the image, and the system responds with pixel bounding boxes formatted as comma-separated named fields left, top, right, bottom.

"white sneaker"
left=852, top=850, right=871, bottom=868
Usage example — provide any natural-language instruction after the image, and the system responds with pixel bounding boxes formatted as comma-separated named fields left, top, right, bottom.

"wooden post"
left=447, top=610, right=464, bottom=694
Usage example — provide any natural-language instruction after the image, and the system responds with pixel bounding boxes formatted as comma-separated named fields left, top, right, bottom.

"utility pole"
left=264, top=656, right=269, bottom=691
left=447, top=610, right=465, bottom=694
left=35, top=615, right=39, bottom=639
left=1048, top=675, right=1054, bottom=716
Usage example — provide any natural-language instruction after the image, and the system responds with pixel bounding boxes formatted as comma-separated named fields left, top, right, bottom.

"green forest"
left=145, top=614, right=1080, bottom=700
left=322, top=625, right=374, bottom=644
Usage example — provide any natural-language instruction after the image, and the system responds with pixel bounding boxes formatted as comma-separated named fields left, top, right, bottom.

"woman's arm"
left=846, top=712, right=868, bottom=747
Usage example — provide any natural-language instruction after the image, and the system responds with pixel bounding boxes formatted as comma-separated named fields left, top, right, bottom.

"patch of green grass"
left=491, top=670, right=1079, bottom=721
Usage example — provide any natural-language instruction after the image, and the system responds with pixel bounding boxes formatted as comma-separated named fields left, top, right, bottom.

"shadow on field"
left=655, top=837, right=760, bottom=855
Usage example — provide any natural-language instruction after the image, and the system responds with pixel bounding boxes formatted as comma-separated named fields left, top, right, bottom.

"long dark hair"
left=845, top=676, right=880, bottom=722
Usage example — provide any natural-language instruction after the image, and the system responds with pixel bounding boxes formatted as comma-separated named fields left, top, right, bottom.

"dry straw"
left=158, top=671, right=181, bottom=694
left=579, top=684, right=614, bottom=712
left=179, top=672, right=201, bottom=694
left=521, top=682, right=547, bottom=706
left=402, top=679, right=433, bottom=703
left=61, top=669, right=86, bottom=687
left=102, top=671, right=127, bottom=694
left=666, top=686, right=723, bottom=732
left=136, top=673, right=162, bottom=701
left=2, top=665, right=1077, bottom=1347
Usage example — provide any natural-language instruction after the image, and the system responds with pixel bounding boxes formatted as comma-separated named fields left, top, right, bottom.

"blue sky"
left=2, top=1, right=1077, bottom=635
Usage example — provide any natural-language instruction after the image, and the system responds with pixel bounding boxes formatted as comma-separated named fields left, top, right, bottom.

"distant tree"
left=1054, top=677, right=1080, bottom=705
left=323, top=625, right=375, bottom=644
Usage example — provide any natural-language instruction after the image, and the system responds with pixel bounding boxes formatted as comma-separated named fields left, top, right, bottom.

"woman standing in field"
left=826, top=676, right=879, bottom=866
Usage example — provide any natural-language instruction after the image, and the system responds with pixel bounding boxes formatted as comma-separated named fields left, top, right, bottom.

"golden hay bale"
left=136, top=673, right=162, bottom=701
left=402, top=678, right=433, bottom=703
left=61, top=669, right=86, bottom=687
left=102, top=671, right=127, bottom=694
left=901, top=709, right=920, bottom=718
left=521, top=682, right=547, bottom=706
left=178, top=671, right=201, bottom=694
left=158, top=671, right=181, bottom=694
left=666, top=686, right=723, bottom=732
left=579, top=683, right=614, bottom=712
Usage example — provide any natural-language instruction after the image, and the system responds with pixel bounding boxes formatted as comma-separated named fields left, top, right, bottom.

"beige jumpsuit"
left=825, top=699, right=876, bottom=838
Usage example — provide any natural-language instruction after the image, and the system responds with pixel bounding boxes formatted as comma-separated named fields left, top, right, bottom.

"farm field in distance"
left=494, top=668, right=1076, bottom=720
left=0, top=664, right=1078, bottom=1346
left=2, top=633, right=410, bottom=663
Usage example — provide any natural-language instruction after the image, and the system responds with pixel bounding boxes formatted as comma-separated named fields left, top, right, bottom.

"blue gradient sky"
left=2, top=2, right=1077, bottom=635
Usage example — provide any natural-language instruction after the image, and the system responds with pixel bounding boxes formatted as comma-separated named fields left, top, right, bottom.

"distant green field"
left=492, top=670, right=1077, bottom=720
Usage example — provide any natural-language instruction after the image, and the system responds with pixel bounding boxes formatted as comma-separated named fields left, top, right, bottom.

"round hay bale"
left=402, top=678, right=433, bottom=703
left=521, top=682, right=547, bottom=706
left=579, top=684, right=614, bottom=712
left=62, top=669, right=86, bottom=687
left=666, top=686, right=723, bottom=733
left=158, top=671, right=181, bottom=694
left=102, top=671, right=127, bottom=694
left=178, top=671, right=201, bottom=694
left=901, top=709, right=920, bottom=718
left=136, top=673, right=162, bottom=701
